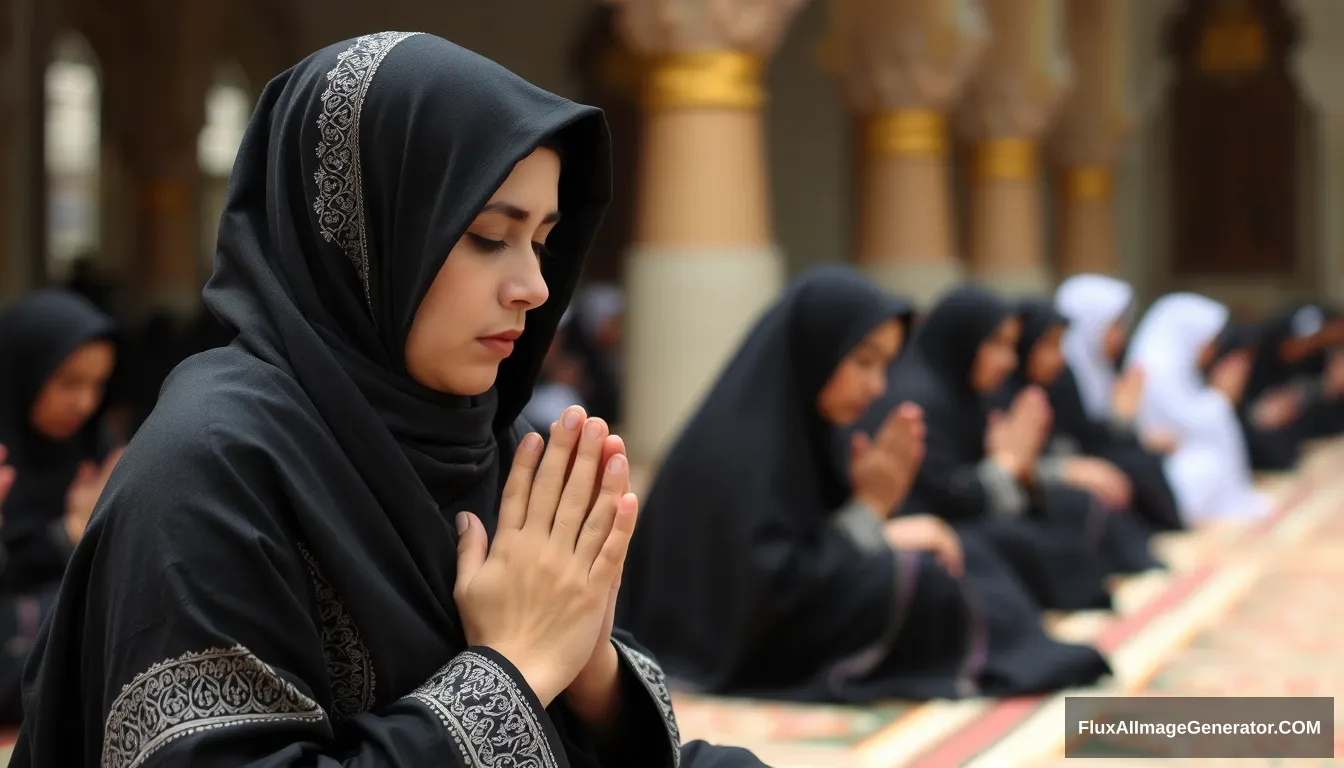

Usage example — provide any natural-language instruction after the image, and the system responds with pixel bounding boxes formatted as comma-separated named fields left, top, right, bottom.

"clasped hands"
left=453, top=406, right=635, bottom=724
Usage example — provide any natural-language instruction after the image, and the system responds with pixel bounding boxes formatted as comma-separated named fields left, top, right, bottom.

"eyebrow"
left=481, top=201, right=561, bottom=225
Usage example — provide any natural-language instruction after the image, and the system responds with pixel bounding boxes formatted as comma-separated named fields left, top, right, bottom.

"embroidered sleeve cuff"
left=976, top=459, right=1027, bottom=518
left=832, top=498, right=887, bottom=555
left=406, top=647, right=564, bottom=768
left=611, top=639, right=682, bottom=768
left=1034, top=456, right=1069, bottom=486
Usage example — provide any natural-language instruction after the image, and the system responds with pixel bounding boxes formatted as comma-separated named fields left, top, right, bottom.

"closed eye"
left=468, top=234, right=507, bottom=253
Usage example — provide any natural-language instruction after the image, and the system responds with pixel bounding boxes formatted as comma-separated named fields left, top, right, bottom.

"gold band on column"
left=642, top=51, right=764, bottom=111
left=974, top=138, right=1038, bottom=182
left=864, top=109, right=947, bottom=159
left=1062, top=165, right=1112, bottom=202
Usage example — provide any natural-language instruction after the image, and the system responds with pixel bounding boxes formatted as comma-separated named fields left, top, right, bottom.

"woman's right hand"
left=64, top=447, right=123, bottom=545
left=453, top=408, right=637, bottom=708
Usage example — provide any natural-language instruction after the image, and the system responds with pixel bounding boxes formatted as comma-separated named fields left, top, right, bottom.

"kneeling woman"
left=862, top=286, right=1114, bottom=612
left=14, top=33, right=758, bottom=767
left=618, top=268, right=1109, bottom=703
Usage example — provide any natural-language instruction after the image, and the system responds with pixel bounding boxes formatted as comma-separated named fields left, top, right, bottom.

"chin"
left=436, top=366, right=500, bottom=397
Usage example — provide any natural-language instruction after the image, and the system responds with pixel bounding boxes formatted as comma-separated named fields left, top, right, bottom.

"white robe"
left=1055, top=274, right=1134, bottom=421
left=1125, top=293, right=1270, bottom=524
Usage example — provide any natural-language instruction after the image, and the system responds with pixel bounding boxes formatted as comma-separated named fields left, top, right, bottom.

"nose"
left=502, top=251, right=549, bottom=311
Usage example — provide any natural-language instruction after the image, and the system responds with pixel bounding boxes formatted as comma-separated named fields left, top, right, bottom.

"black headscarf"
left=0, top=290, right=116, bottom=594
left=857, top=285, right=1016, bottom=521
left=618, top=266, right=913, bottom=692
left=994, top=298, right=1069, bottom=406
left=202, top=34, right=610, bottom=512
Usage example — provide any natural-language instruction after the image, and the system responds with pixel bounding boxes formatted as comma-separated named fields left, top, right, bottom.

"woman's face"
left=30, top=339, right=116, bottom=441
left=971, top=316, right=1020, bottom=393
left=405, top=147, right=559, bottom=395
left=1027, top=325, right=1067, bottom=385
left=817, top=319, right=905, bottom=427
left=1103, top=319, right=1128, bottom=363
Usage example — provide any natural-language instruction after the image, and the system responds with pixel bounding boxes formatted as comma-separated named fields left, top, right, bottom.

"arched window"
left=197, top=63, right=252, bottom=277
left=45, top=31, right=101, bottom=280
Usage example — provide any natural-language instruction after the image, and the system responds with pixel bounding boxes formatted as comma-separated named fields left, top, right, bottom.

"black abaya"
left=996, top=299, right=1162, bottom=575
left=618, top=268, right=1108, bottom=702
left=862, top=286, right=1114, bottom=612
left=14, top=33, right=755, bottom=768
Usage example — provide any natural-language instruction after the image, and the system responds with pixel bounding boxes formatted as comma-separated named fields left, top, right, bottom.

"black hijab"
left=618, top=266, right=913, bottom=690
left=0, top=291, right=116, bottom=593
left=203, top=32, right=610, bottom=512
left=994, top=298, right=1069, bottom=407
left=15, top=33, right=622, bottom=766
left=857, top=285, right=1016, bottom=521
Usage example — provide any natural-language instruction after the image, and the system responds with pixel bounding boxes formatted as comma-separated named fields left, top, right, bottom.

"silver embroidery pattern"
left=613, top=639, right=683, bottom=767
left=312, top=31, right=421, bottom=316
left=102, top=645, right=325, bottom=768
left=407, top=650, right=559, bottom=768
left=298, top=544, right=376, bottom=720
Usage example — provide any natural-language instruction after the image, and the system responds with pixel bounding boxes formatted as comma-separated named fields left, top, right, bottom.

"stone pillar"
left=820, top=0, right=987, bottom=305
left=1292, top=0, right=1344, bottom=305
left=608, top=0, right=806, bottom=465
left=93, top=2, right=221, bottom=316
left=956, top=0, right=1072, bottom=294
left=1050, top=0, right=1131, bottom=277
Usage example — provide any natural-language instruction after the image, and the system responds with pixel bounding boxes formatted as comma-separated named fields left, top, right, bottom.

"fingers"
left=524, top=406, right=587, bottom=534
left=453, top=512, right=489, bottom=584
left=99, top=447, right=126, bottom=482
left=591, top=435, right=628, bottom=509
left=0, top=464, right=14, bottom=503
left=589, top=492, right=638, bottom=586
left=940, top=538, right=965, bottom=578
left=73, top=461, right=98, bottom=487
left=551, top=417, right=610, bottom=548
left=575, top=453, right=629, bottom=566
left=497, top=432, right=543, bottom=533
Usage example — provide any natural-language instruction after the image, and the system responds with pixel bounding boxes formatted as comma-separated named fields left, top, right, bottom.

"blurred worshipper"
left=0, top=290, right=122, bottom=725
left=12, top=32, right=760, bottom=768
left=523, top=309, right=588, bottom=433
left=1235, top=303, right=1344, bottom=469
left=1052, top=275, right=1183, bottom=530
left=564, top=282, right=623, bottom=423
left=1126, top=293, right=1271, bottom=524
left=619, top=267, right=1109, bottom=703
left=63, top=255, right=116, bottom=315
left=989, top=298, right=1162, bottom=572
left=860, top=286, right=1114, bottom=612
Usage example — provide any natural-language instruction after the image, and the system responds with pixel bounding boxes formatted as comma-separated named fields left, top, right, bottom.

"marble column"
left=956, top=0, right=1072, bottom=294
left=1051, top=0, right=1131, bottom=277
left=1292, top=0, right=1344, bottom=304
left=607, top=0, right=807, bottom=465
left=821, top=0, right=987, bottom=305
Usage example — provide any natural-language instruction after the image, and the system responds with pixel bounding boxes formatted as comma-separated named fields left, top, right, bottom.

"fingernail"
left=584, top=419, right=604, bottom=440
left=521, top=433, right=541, bottom=453
left=607, top=453, right=626, bottom=474
left=455, top=512, right=469, bottom=535
left=562, top=408, right=581, bottom=430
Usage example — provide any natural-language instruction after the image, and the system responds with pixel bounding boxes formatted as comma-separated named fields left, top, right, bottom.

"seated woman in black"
left=618, top=267, right=1109, bottom=703
left=1236, top=304, right=1344, bottom=469
left=0, top=291, right=122, bottom=725
left=860, top=285, right=1113, bottom=612
left=995, top=299, right=1162, bottom=574
left=13, top=33, right=760, bottom=768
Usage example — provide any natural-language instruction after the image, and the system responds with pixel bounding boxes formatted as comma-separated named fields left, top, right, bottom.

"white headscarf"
left=1055, top=274, right=1134, bottom=420
left=1126, top=293, right=1269, bottom=523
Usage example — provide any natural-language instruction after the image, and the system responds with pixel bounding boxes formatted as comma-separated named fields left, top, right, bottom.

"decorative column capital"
left=955, top=0, right=1073, bottom=141
left=605, top=0, right=809, bottom=59
left=819, top=0, right=989, bottom=115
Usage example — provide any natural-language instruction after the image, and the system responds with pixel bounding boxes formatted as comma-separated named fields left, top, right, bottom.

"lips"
left=478, top=329, right=522, bottom=357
